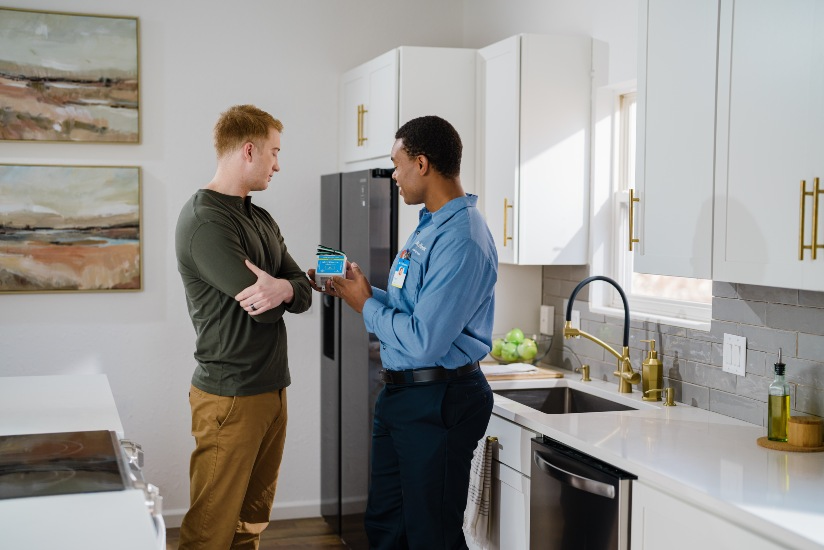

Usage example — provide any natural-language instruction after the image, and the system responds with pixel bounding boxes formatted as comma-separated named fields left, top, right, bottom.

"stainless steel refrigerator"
left=320, top=169, right=397, bottom=549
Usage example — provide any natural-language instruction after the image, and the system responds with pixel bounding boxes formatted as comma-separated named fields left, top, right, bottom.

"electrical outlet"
left=571, top=310, right=581, bottom=331
left=540, top=305, right=554, bottom=335
left=722, top=333, right=747, bottom=376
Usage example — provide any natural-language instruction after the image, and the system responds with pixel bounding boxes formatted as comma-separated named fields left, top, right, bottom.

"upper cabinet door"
left=634, top=0, right=719, bottom=278
left=480, top=36, right=520, bottom=265
left=713, top=0, right=824, bottom=290
left=340, top=50, right=398, bottom=164
left=480, top=35, right=592, bottom=266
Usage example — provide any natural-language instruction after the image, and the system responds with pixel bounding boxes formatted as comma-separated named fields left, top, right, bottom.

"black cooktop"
left=0, top=430, right=127, bottom=500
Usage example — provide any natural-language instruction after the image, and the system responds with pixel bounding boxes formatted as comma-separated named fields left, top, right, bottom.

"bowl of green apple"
left=489, top=328, right=552, bottom=365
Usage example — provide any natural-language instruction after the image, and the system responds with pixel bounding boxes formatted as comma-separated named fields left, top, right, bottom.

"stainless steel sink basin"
left=494, top=387, right=637, bottom=414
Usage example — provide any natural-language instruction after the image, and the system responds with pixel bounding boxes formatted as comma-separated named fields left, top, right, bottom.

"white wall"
left=0, top=0, right=637, bottom=526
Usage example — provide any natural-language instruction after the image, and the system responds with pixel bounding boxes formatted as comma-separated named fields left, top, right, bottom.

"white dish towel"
left=464, top=435, right=495, bottom=548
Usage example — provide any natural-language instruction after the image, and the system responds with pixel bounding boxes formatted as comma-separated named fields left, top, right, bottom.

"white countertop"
left=0, top=374, right=159, bottom=550
left=489, top=369, right=824, bottom=550
left=0, top=374, right=125, bottom=438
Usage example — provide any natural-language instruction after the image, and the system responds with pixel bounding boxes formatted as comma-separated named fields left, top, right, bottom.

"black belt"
left=379, top=362, right=481, bottom=385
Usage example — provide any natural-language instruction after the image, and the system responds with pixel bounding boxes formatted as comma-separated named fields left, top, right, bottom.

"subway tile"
left=737, top=284, right=798, bottom=305
left=735, top=373, right=770, bottom=402
left=562, top=335, right=607, bottom=363
left=798, top=332, right=824, bottom=362
left=738, top=325, right=797, bottom=355
left=664, top=379, right=709, bottom=409
left=709, top=390, right=764, bottom=426
left=799, top=289, right=824, bottom=308
left=713, top=281, right=738, bottom=299
left=687, top=327, right=721, bottom=343
left=709, top=320, right=740, bottom=343
left=662, top=354, right=689, bottom=381
left=765, top=303, right=824, bottom=336
left=745, top=349, right=768, bottom=377
left=795, top=385, right=824, bottom=416
left=583, top=319, right=623, bottom=350
left=542, top=278, right=562, bottom=298
left=560, top=280, right=588, bottom=302
left=784, top=357, right=824, bottom=389
left=686, top=362, right=737, bottom=393
left=660, top=334, right=713, bottom=364
left=712, top=297, right=767, bottom=326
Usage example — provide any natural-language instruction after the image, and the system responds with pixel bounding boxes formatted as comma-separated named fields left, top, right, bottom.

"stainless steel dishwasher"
left=530, top=436, right=636, bottom=550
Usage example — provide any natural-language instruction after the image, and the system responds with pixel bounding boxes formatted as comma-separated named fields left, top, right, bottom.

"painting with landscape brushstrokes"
left=0, top=8, right=139, bottom=143
left=0, top=165, right=141, bottom=292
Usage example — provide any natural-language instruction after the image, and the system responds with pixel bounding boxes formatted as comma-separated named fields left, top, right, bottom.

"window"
left=590, top=88, right=711, bottom=330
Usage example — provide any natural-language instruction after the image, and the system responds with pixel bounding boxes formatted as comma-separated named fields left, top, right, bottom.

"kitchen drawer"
left=485, top=413, right=538, bottom=475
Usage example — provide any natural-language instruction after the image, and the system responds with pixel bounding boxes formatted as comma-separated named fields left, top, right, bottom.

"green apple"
left=501, top=342, right=519, bottom=361
left=491, top=338, right=504, bottom=357
left=505, top=328, right=525, bottom=345
left=517, top=338, right=538, bottom=361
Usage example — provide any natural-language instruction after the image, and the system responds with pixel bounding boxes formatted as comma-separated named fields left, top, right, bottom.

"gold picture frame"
left=0, top=164, right=142, bottom=293
left=0, top=7, right=140, bottom=143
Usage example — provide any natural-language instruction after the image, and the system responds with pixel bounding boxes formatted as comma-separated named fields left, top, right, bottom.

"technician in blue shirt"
left=311, top=115, right=498, bottom=549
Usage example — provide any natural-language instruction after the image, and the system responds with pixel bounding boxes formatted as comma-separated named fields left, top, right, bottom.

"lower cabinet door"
left=491, top=461, right=530, bottom=550
left=631, top=481, right=780, bottom=550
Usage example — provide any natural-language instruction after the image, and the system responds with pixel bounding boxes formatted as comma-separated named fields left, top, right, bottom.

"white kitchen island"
left=487, top=370, right=824, bottom=550
left=0, top=374, right=161, bottom=550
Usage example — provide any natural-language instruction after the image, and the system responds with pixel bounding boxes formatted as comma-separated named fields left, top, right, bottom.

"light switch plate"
left=540, top=305, right=554, bottom=335
left=722, top=333, right=747, bottom=376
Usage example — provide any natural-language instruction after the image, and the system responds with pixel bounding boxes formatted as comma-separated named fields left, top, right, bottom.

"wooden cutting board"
left=482, top=367, right=564, bottom=381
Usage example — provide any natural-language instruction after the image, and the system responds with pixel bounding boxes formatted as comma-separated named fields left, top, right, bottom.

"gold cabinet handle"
left=628, top=188, right=640, bottom=252
left=357, top=104, right=368, bottom=146
left=799, top=178, right=822, bottom=260
left=503, top=198, right=513, bottom=247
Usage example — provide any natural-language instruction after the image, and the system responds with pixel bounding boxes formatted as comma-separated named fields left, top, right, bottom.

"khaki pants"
left=179, top=386, right=288, bottom=550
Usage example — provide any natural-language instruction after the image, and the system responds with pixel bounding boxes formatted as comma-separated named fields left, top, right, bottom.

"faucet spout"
left=563, top=276, right=640, bottom=393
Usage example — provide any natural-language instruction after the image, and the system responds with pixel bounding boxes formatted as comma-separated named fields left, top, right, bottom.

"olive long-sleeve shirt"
left=175, top=189, right=312, bottom=396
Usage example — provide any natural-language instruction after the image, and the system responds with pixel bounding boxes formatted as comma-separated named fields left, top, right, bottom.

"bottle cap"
left=774, top=348, right=786, bottom=376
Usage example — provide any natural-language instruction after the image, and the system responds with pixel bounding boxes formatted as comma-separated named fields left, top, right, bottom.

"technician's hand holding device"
left=315, top=244, right=346, bottom=292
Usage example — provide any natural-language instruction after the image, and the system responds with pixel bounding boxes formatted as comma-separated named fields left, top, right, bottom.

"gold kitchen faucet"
left=563, top=276, right=641, bottom=393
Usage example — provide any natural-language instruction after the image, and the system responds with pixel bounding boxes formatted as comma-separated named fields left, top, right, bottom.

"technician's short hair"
left=213, top=104, right=283, bottom=158
left=395, top=116, right=462, bottom=179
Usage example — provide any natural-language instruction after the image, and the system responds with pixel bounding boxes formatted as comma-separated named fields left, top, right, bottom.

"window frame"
left=588, top=84, right=711, bottom=331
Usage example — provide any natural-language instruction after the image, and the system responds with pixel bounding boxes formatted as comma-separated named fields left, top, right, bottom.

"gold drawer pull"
left=799, top=178, right=822, bottom=260
left=628, top=188, right=640, bottom=252
left=503, top=198, right=513, bottom=247
left=357, top=104, right=368, bottom=146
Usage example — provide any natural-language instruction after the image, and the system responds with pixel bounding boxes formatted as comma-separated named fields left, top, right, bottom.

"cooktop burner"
left=0, top=430, right=127, bottom=500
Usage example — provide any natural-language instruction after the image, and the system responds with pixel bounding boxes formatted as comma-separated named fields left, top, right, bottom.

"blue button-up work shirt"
left=362, top=194, right=498, bottom=370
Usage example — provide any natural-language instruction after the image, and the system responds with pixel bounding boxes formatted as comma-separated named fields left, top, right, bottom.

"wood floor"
left=165, top=517, right=348, bottom=549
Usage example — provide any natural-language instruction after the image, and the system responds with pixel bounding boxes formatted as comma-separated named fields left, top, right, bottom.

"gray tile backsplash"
left=541, top=268, right=824, bottom=426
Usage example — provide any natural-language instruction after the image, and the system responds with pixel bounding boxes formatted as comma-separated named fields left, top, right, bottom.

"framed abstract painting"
left=0, top=164, right=142, bottom=292
left=0, top=7, right=140, bottom=143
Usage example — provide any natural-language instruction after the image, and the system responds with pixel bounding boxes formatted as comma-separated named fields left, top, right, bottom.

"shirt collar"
left=419, top=194, right=477, bottom=228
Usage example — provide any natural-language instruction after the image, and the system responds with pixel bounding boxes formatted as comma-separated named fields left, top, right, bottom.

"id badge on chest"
left=391, top=250, right=411, bottom=288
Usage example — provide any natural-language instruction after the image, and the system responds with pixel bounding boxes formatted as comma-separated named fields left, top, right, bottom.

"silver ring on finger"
left=250, top=303, right=257, bottom=311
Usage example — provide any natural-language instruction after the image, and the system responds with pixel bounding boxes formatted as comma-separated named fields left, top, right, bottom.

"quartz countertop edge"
left=488, top=367, right=824, bottom=550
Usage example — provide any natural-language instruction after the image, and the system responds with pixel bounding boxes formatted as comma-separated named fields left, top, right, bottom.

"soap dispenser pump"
left=641, top=339, right=664, bottom=401
left=768, top=348, right=790, bottom=442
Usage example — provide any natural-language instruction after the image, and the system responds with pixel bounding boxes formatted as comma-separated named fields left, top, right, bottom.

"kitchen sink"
left=494, top=387, right=638, bottom=414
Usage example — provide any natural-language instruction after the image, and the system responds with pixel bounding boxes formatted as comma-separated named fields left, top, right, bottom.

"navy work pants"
left=364, top=369, right=493, bottom=550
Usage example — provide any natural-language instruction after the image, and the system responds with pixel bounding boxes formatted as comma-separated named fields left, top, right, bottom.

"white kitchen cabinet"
left=631, top=481, right=780, bottom=549
left=479, top=34, right=594, bottom=265
left=340, top=50, right=398, bottom=165
left=339, top=47, right=477, bottom=249
left=634, top=0, right=718, bottom=278
left=466, top=413, right=536, bottom=550
left=713, top=0, right=824, bottom=290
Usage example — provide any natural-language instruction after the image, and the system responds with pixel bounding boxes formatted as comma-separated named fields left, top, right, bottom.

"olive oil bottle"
left=768, top=348, right=790, bottom=442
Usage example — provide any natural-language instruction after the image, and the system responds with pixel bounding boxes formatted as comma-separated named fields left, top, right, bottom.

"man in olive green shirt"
left=175, top=105, right=311, bottom=549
